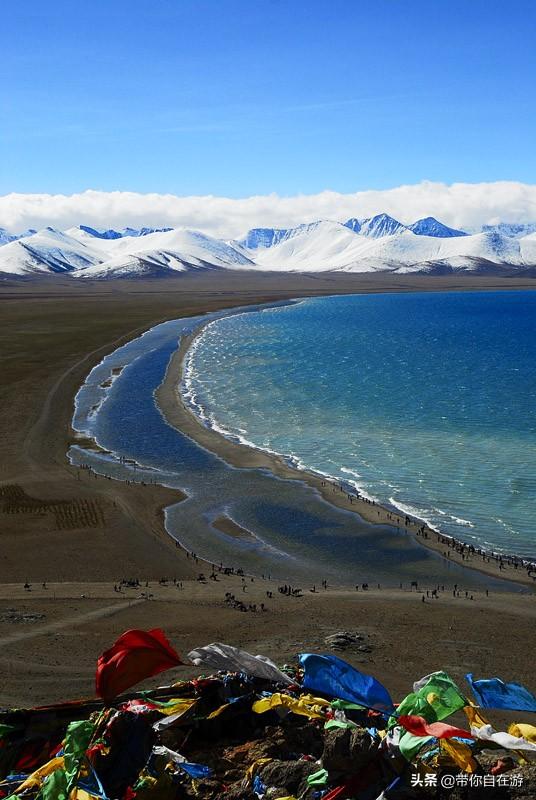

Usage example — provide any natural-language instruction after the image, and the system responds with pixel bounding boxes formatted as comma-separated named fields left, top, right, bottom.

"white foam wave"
left=448, top=514, right=475, bottom=528
left=388, top=497, right=440, bottom=532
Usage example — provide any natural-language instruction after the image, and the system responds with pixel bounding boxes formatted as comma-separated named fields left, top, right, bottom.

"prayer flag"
left=252, top=692, right=329, bottom=719
left=96, top=629, right=183, bottom=701
left=398, top=714, right=473, bottom=739
left=442, top=739, right=478, bottom=773
left=466, top=673, right=536, bottom=713
left=299, top=653, right=394, bottom=713
left=394, top=671, right=467, bottom=724
left=188, top=642, right=293, bottom=685
left=509, top=724, right=536, bottom=744
left=398, top=731, right=433, bottom=761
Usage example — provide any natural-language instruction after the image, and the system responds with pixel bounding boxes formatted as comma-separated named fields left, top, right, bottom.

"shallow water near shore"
left=186, top=291, right=536, bottom=562
left=69, top=302, right=517, bottom=591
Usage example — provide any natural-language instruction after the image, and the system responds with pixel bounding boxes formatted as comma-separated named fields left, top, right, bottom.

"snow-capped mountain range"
left=1, top=215, right=535, bottom=279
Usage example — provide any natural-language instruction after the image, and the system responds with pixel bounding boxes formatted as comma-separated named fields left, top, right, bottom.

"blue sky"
left=2, top=0, right=535, bottom=196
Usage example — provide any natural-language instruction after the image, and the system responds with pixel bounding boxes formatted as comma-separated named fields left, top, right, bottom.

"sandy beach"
left=1, top=273, right=536, bottom=707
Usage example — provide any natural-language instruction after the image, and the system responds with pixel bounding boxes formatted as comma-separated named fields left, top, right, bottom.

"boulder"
left=258, top=758, right=318, bottom=797
left=321, top=726, right=376, bottom=773
left=324, top=631, right=369, bottom=651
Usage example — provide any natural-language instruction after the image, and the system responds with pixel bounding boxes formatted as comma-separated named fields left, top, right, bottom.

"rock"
left=258, top=759, right=318, bottom=797
left=321, top=727, right=376, bottom=773
left=0, top=610, right=46, bottom=624
left=324, top=631, right=367, bottom=650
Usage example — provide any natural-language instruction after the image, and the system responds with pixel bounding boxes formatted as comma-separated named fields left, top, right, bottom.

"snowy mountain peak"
left=344, top=213, right=406, bottom=238
left=238, top=221, right=327, bottom=250
left=122, top=226, right=174, bottom=237
left=78, top=224, right=174, bottom=240
left=344, top=218, right=363, bottom=233
left=0, top=227, right=38, bottom=245
left=238, top=227, right=290, bottom=249
left=359, top=214, right=406, bottom=238
left=482, top=222, right=536, bottom=238
left=79, top=225, right=123, bottom=240
left=0, top=228, right=18, bottom=246
left=408, top=217, right=467, bottom=238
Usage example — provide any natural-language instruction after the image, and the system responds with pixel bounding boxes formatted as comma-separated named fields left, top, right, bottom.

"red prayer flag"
left=96, top=628, right=183, bottom=701
left=399, top=714, right=474, bottom=740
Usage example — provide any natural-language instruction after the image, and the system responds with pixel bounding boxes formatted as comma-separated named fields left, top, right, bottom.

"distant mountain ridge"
left=481, top=222, right=536, bottom=238
left=1, top=216, right=535, bottom=279
left=79, top=224, right=174, bottom=240
left=242, top=214, right=467, bottom=249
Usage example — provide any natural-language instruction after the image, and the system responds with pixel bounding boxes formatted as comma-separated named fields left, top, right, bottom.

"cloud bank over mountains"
left=2, top=181, right=536, bottom=239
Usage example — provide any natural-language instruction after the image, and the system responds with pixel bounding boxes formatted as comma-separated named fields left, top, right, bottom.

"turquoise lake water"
left=184, top=291, right=536, bottom=561
left=69, top=303, right=518, bottom=589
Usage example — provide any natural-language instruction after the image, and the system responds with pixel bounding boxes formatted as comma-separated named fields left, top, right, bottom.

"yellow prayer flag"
left=464, top=704, right=489, bottom=729
left=508, top=723, right=536, bottom=744
left=252, top=693, right=328, bottom=719
left=160, top=698, right=197, bottom=716
left=246, top=758, right=273, bottom=782
left=442, top=739, right=478, bottom=774
left=14, top=756, right=64, bottom=792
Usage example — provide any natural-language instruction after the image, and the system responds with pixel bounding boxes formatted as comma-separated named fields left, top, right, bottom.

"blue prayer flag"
left=466, top=673, right=536, bottom=713
left=180, top=762, right=212, bottom=779
left=299, top=653, right=394, bottom=713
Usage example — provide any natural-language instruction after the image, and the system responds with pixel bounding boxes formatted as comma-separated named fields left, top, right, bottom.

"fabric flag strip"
left=398, top=730, right=433, bottom=762
left=187, top=642, right=293, bottom=685
left=394, top=671, right=467, bottom=725
left=441, top=739, right=478, bottom=774
left=252, top=692, right=330, bottom=719
left=299, top=653, right=394, bottom=713
left=509, top=724, right=536, bottom=744
left=9, top=756, right=64, bottom=793
left=469, top=724, right=536, bottom=754
left=96, top=629, right=183, bottom=701
left=152, top=701, right=199, bottom=732
left=152, top=746, right=212, bottom=778
left=122, top=697, right=197, bottom=718
left=398, top=714, right=474, bottom=740
left=466, top=673, right=536, bottom=713
left=34, top=719, right=95, bottom=800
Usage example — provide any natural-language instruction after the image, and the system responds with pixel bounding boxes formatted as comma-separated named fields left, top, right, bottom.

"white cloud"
left=1, top=181, right=536, bottom=238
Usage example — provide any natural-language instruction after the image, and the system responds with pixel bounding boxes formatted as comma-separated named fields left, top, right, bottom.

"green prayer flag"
left=399, top=731, right=433, bottom=761
left=330, top=699, right=366, bottom=711
left=392, top=671, right=467, bottom=727
left=307, top=768, right=329, bottom=786
left=324, top=719, right=358, bottom=730
left=64, top=719, right=95, bottom=785
left=39, top=718, right=95, bottom=799
left=38, top=767, right=68, bottom=800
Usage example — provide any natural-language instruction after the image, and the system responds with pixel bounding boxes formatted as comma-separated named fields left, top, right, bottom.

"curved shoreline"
left=155, top=312, right=536, bottom=590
